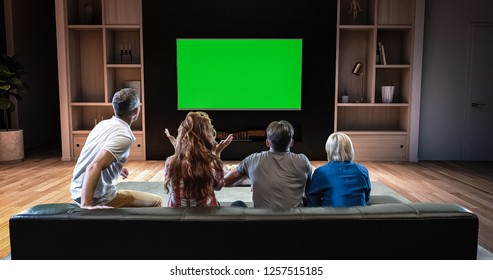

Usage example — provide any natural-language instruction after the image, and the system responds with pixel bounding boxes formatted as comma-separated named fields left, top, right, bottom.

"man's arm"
left=80, top=150, right=116, bottom=209
left=223, top=168, right=247, bottom=188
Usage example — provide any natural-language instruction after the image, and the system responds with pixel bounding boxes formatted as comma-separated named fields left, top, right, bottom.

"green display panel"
left=176, top=39, right=302, bottom=110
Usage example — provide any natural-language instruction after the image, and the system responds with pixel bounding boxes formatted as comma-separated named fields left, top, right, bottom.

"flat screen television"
left=176, top=38, right=302, bottom=110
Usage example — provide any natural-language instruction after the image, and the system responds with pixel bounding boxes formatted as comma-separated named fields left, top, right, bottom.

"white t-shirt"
left=70, top=116, right=135, bottom=205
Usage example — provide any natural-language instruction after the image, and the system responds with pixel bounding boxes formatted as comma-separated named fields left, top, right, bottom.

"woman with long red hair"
left=164, top=111, right=233, bottom=207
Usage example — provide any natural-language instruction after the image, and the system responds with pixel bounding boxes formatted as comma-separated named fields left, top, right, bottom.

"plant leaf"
left=9, top=77, right=22, bottom=87
left=1, top=84, right=11, bottom=91
left=0, top=96, right=11, bottom=111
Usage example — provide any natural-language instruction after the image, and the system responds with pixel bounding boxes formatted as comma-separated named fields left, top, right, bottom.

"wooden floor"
left=1, top=148, right=492, bottom=258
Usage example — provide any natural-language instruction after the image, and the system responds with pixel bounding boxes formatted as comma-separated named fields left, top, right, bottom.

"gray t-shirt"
left=70, top=116, right=135, bottom=205
left=236, top=150, right=312, bottom=208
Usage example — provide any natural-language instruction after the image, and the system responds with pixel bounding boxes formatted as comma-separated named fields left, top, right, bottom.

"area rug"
left=115, top=180, right=407, bottom=205
left=116, top=180, right=254, bottom=205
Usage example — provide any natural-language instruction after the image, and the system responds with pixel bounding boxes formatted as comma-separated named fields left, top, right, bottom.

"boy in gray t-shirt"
left=223, top=120, right=312, bottom=207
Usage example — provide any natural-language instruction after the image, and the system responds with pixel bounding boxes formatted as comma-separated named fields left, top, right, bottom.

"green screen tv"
left=176, top=38, right=302, bottom=110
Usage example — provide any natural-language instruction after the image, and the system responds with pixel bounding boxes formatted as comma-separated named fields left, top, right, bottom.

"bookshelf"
left=335, top=0, right=416, bottom=161
left=56, top=0, right=145, bottom=160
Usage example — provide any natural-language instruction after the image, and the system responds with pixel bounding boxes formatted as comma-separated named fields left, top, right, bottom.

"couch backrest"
left=9, top=202, right=479, bottom=260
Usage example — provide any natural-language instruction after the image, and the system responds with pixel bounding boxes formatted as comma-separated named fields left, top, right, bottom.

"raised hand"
left=164, top=128, right=177, bottom=149
left=216, top=134, right=234, bottom=157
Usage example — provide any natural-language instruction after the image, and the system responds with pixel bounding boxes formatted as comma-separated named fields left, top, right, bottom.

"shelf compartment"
left=376, top=28, right=413, bottom=65
left=71, top=104, right=143, bottom=131
left=106, top=67, right=141, bottom=101
left=337, top=106, right=408, bottom=131
left=338, top=29, right=376, bottom=103
left=67, top=0, right=102, bottom=25
left=104, top=0, right=141, bottom=25
left=105, top=28, right=141, bottom=64
left=339, top=0, right=376, bottom=25
left=71, top=105, right=113, bottom=131
left=377, top=0, right=415, bottom=25
left=68, top=29, right=105, bottom=102
left=375, top=67, right=411, bottom=103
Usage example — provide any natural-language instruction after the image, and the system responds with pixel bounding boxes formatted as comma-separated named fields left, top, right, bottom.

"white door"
left=464, top=23, right=493, bottom=160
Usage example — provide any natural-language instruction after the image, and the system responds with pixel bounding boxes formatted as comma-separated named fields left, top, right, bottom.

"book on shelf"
left=247, top=130, right=266, bottom=138
left=378, top=41, right=387, bottom=65
left=381, top=45, right=387, bottom=65
left=216, top=129, right=266, bottom=141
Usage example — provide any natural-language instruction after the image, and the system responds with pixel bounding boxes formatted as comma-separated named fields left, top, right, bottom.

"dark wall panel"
left=11, top=0, right=60, bottom=152
left=143, top=0, right=336, bottom=160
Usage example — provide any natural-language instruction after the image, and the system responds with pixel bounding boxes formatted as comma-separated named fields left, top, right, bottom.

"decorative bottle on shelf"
left=83, top=3, right=95, bottom=24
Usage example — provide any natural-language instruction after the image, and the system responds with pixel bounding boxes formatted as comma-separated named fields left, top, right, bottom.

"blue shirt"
left=305, top=161, right=371, bottom=207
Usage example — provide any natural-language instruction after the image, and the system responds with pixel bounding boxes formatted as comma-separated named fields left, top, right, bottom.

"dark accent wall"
left=0, top=0, right=6, bottom=54
left=0, top=0, right=6, bottom=131
left=10, top=0, right=60, bottom=153
left=143, top=0, right=336, bottom=160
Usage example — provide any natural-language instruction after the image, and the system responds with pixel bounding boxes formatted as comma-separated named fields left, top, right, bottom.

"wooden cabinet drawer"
left=129, top=135, right=144, bottom=160
left=349, top=134, right=408, bottom=161
left=72, top=135, right=145, bottom=160
left=72, top=135, right=87, bottom=158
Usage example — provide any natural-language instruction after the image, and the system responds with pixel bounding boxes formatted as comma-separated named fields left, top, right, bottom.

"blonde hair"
left=325, top=132, right=354, bottom=162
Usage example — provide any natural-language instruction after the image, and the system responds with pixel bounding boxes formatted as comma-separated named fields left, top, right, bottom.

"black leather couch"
left=9, top=195, right=479, bottom=260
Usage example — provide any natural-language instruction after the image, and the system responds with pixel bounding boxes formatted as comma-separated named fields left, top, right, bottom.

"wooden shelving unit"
left=335, top=0, right=416, bottom=161
left=56, top=0, right=145, bottom=160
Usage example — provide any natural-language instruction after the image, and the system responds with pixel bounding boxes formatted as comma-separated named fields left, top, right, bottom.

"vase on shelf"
left=381, top=86, right=395, bottom=103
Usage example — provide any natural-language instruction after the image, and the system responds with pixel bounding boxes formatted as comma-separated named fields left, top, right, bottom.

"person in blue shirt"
left=305, top=132, right=371, bottom=207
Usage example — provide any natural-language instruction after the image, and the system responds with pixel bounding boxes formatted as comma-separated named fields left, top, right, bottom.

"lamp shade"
left=352, top=62, right=364, bottom=76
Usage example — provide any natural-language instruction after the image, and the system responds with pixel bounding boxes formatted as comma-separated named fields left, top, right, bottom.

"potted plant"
left=0, top=53, right=29, bottom=163
left=341, top=89, right=349, bottom=103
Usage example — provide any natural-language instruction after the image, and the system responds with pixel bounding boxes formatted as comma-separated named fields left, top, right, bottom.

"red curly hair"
left=164, top=111, right=224, bottom=199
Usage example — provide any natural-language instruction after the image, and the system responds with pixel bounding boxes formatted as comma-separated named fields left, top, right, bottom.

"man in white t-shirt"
left=223, top=120, right=312, bottom=208
left=70, top=88, right=162, bottom=209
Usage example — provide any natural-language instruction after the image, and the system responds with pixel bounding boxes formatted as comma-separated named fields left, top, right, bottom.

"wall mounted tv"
left=176, top=38, right=302, bottom=110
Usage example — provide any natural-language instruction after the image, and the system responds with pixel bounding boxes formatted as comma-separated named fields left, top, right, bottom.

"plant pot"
left=0, top=129, right=24, bottom=163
